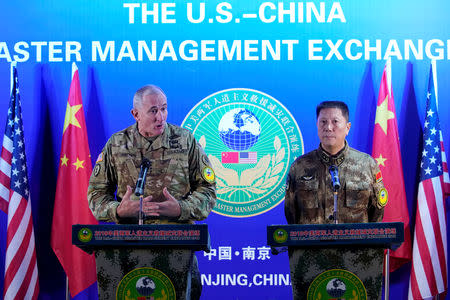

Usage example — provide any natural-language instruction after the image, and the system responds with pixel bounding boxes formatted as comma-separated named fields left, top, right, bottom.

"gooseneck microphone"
left=135, top=158, right=151, bottom=196
left=329, top=165, right=341, bottom=191
left=329, top=165, right=340, bottom=224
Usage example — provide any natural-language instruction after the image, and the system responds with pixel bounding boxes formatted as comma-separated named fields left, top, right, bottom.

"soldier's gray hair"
left=133, top=85, right=167, bottom=109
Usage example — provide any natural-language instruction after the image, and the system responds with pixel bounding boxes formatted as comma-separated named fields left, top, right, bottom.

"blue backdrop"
left=1, top=1, right=450, bottom=299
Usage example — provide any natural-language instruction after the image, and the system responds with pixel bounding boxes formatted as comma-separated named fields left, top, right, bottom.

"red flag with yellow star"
left=51, top=63, right=98, bottom=297
left=372, top=59, right=412, bottom=272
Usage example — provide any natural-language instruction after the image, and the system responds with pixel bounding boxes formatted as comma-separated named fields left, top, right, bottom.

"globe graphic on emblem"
left=218, top=108, right=261, bottom=151
left=326, top=278, right=346, bottom=297
left=136, top=276, right=156, bottom=296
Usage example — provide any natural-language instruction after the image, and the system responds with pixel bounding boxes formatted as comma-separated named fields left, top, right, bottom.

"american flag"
left=0, top=64, right=39, bottom=299
left=408, top=61, right=450, bottom=299
left=239, top=152, right=257, bottom=164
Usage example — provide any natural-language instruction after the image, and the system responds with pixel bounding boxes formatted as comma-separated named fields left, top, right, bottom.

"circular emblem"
left=307, top=269, right=367, bottom=300
left=77, top=228, right=93, bottom=243
left=202, top=166, right=215, bottom=183
left=378, top=188, right=388, bottom=207
left=93, top=164, right=101, bottom=177
left=182, top=88, right=303, bottom=217
left=273, top=228, right=288, bottom=243
left=116, top=267, right=176, bottom=300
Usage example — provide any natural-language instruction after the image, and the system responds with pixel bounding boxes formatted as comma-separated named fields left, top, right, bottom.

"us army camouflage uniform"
left=88, top=123, right=216, bottom=300
left=285, top=141, right=385, bottom=224
left=285, top=142, right=386, bottom=299
left=88, top=123, right=216, bottom=224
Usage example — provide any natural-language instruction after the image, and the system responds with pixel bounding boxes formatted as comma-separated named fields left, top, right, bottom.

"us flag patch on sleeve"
left=96, top=152, right=103, bottom=163
left=375, top=171, right=383, bottom=183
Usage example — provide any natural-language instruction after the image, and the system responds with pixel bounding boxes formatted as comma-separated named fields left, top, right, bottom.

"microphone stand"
left=139, top=195, right=144, bottom=225
left=135, top=158, right=151, bottom=225
left=333, top=188, right=338, bottom=224
left=329, top=165, right=340, bottom=224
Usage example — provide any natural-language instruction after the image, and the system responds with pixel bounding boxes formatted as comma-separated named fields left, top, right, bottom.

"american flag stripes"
left=0, top=64, right=39, bottom=299
left=239, top=152, right=257, bottom=164
left=408, top=61, right=450, bottom=299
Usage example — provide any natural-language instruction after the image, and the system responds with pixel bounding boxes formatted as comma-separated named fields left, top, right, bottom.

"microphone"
left=329, top=165, right=340, bottom=191
left=135, top=158, right=151, bottom=196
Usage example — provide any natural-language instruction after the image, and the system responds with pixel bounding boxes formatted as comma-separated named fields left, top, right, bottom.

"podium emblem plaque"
left=307, top=269, right=367, bottom=300
left=116, top=267, right=176, bottom=300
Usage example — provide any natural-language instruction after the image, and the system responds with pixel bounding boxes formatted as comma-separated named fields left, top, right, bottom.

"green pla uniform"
left=284, top=142, right=387, bottom=299
left=285, top=141, right=385, bottom=224
left=88, top=123, right=216, bottom=224
left=88, top=123, right=216, bottom=300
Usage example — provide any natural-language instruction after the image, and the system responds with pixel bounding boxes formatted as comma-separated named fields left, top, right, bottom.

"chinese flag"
left=51, top=63, right=98, bottom=297
left=222, top=152, right=239, bottom=163
left=372, top=58, right=412, bottom=272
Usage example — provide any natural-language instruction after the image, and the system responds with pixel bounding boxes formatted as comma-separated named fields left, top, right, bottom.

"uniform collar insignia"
left=318, top=140, right=348, bottom=166
left=132, top=123, right=170, bottom=150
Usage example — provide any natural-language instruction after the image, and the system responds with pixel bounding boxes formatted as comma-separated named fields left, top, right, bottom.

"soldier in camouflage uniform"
left=285, top=101, right=386, bottom=224
left=284, top=101, right=387, bottom=299
left=88, top=84, right=216, bottom=299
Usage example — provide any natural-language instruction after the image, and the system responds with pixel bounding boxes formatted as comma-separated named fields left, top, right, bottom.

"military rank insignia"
left=202, top=167, right=215, bottom=183
left=378, top=188, right=388, bottom=207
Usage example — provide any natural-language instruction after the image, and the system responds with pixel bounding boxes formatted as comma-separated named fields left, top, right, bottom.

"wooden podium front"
left=267, top=222, right=404, bottom=300
left=73, top=224, right=210, bottom=300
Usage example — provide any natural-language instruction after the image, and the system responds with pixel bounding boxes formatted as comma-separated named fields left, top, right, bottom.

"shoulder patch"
left=378, top=188, right=388, bottom=207
left=93, top=164, right=101, bottom=177
left=202, top=166, right=215, bottom=183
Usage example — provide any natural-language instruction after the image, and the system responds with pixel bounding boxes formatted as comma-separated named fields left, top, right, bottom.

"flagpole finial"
left=10, top=61, right=17, bottom=94
left=71, top=62, right=78, bottom=79
left=431, top=60, right=438, bottom=108
left=385, top=58, right=392, bottom=97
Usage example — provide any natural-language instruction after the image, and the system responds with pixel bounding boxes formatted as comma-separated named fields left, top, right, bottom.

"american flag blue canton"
left=420, top=68, right=444, bottom=181
left=6, top=68, right=30, bottom=198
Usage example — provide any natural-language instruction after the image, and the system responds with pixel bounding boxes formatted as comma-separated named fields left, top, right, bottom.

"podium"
left=267, top=222, right=404, bottom=300
left=73, top=224, right=210, bottom=300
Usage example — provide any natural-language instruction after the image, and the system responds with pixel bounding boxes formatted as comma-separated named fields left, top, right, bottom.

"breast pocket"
left=296, top=179, right=319, bottom=209
left=345, top=181, right=370, bottom=208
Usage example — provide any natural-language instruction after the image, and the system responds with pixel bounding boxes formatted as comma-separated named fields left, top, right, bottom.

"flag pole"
left=66, top=277, right=70, bottom=300
left=384, top=249, right=390, bottom=300
left=10, top=61, right=16, bottom=93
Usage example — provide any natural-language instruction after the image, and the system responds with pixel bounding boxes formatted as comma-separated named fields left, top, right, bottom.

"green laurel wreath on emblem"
left=182, top=88, right=304, bottom=218
left=77, top=228, right=93, bottom=243
left=307, top=269, right=367, bottom=300
left=116, top=267, right=176, bottom=300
